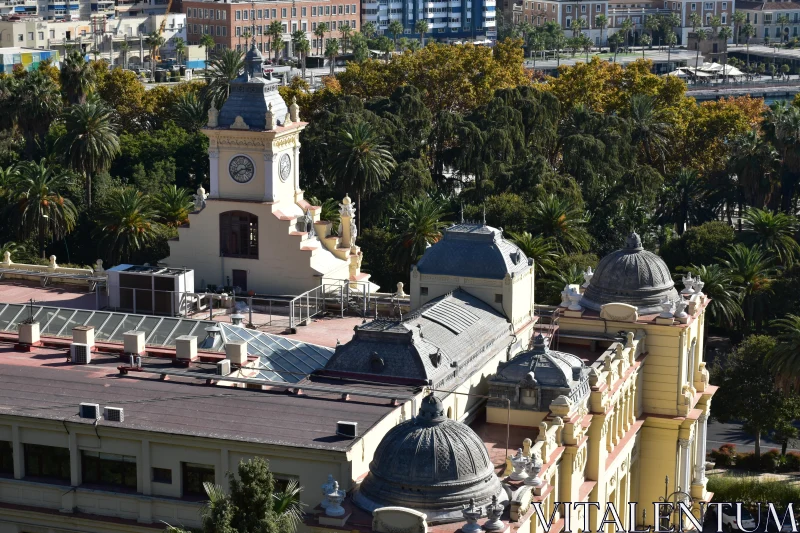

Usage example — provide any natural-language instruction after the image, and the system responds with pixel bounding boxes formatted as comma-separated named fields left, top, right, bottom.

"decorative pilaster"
left=209, top=149, right=220, bottom=198
left=693, top=413, right=708, bottom=484
left=679, top=438, right=691, bottom=492
left=264, top=153, right=278, bottom=202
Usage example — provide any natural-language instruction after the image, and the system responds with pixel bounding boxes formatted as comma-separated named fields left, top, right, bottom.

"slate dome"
left=353, top=393, right=506, bottom=523
left=581, top=232, right=679, bottom=315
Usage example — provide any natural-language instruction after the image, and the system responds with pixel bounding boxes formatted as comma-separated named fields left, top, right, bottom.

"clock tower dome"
left=165, top=40, right=374, bottom=296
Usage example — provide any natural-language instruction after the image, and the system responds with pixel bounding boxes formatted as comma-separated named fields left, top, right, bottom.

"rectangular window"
left=272, top=8, right=277, bottom=17
left=345, top=4, right=350, bottom=13
left=27, top=32, right=33, bottom=40
left=152, top=467, right=172, bottom=484
left=38, top=32, right=44, bottom=40
left=326, top=6, right=330, bottom=15
left=690, top=2, right=695, bottom=9
left=292, top=6, right=297, bottom=16
left=566, top=5, right=571, bottom=12
left=251, top=9, right=255, bottom=19
left=721, top=1, right=726, bottom=7
left=236, top=26, right=241, bottom=36
left=24, top=444, right=70, bottom=482
left=81, top=451, right=137, bottom=490
left=420, top=287, right=429, bottom=295
left=281, top=7, right=287, bottom=16
left=302, top=6, right=307, bottom=15
left=235, top=10, right=241, bottom=19
left=352, top=3, right=356, bottom=12
left=312, top=6, right=317, bottom=15
left=754, top=14, right=758, bottom=23
left=257, top=9, right=262, bottom=18
left=222, top=26, right=227, bottom=36
left=182, top=463, right=215, bottom=498
left=223, top=11, right=227, bottom=19
left=581, top=4, right=586, bottom=12
left=243, top=10, right=248, bottom=19
left=302, top=22, right=307, bottom=30
left=0, top=441, right=12, bottom=475
left=312, top=21, right=317, bottom=29
left=764, top=13, right=772, bottom=23
left=49, top=29, right=55, bottom=38
left=283, top=23, right=288, bottom=32
left=352, top=19, right=356, bottom=27
left=721, top=14, right=726, bottom=23
left=338, top=5, right=343, bottom=13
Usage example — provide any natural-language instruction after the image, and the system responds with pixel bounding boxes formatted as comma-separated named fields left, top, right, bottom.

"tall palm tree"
left=57, top=99, right=120, bottom=207
left=156, top=185, right=194, bottom=226
left=13, top=69, right=62, bottom=157
left=391, top=197, right=449, bottom=271
left=206, top=49, right=244, bottom=109
left=620, top=19, right=633, bottom=52
left=661, top=169, right=709, bottom=234
left=777, top=14, right=790, bottom=43
left=339, top=23, right=352, bottom=53
left=768, top=314, right=800, bottom=383
left=687, top=263, right=742, bottom=328
left=378, top=35, right=393, bottom=63
left=595, top=14, right=608, bottom=46
left=174, top=37, right=186, bottom=66
left=741, top=207, right=800, bottom=265
left=296, top=37, right=310, bottom=80
left=729, top=129, right=779, bottom=209
left=528, top=194, right=589, bottom=253
left=8, top=160, right=78, bottom=257
left=628, top=94, right=672, bottom=170
left=721, top=243, right=775, bottom=331
left=644, top=14, right=660, bottom=44
left=571, top=17, right=586, bottom=38
left=268, top=20, right=284, bottom=61
left=407, top=38, right=421, bottom=52
left=325, top=38, right=339, bottom=75
left=119, top=40, right=130, bottom=69
left=171, top=90, right=208, bottom=131
left=60, top=49, right=96, bottom=105
left=718, top=26, right=733, bottom=82
left=766, top=102, right=800, bottom=213
left=199, top=34, right=216, bottom=71
left=733, top=11, right=746, bottom=45
left=97, top=187, right=163, bottom=264
left=388, top=19, right=404, bottom=50
left=144, top=32, right=166, bottom=81
left=361, top=21, right=377, bottom=38
left=694, top=28, right=708, bottom=71
left=314, top=22, right=328, bottom=56
left=742, top=23, right=755, bottom=68
left=508, top=232, right=557, bottom=277
left=639, top=33, right=651, bottom=57
left=415, top=20, right=429, bottom=47
left=665, top=30, right=677, bottom=70
left=328, top=121, right=396, bottom=232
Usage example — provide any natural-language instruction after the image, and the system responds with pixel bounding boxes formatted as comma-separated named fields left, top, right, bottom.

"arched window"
left=220, top=211, right=258, bottom=259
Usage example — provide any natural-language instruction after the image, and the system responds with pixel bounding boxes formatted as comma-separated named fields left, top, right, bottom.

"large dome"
left=581, top=232, right=679, bottom=315
left=353, top=394, right=506, bottom=523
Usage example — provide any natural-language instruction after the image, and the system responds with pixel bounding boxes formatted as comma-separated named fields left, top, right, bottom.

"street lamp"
left=657, top=475, right=694, bottom=532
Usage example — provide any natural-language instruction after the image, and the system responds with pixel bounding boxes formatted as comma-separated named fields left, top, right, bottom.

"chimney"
left=72, top=326, right=95, bottom=348
left=175, top=335, right=198, bottom=362
left=225, top=341, right=248, bottom=365
left=123, top=330, right=145, bottom=355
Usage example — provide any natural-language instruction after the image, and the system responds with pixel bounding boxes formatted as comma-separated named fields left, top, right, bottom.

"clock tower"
left=165, top=41, right=373, bottom=296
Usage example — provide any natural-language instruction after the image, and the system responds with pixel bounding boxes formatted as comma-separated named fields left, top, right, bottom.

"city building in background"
left=362, top=0, right=497, bottom=41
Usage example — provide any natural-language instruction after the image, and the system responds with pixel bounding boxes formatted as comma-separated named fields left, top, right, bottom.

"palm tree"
left=528, top=194, right=589, bottom=253
left=742, top=23, right=755, bottom=68
left=339, top=23, right=352, bottom=53
left=665, top=30, right=677, bottom=70
left=171, top=90, right=208, bottom=131
left=398, top=37, right=410, bottom=53
left=639, top=33, right=651, bottom=56
left=620, top=19, right=634, bottom=52
left=661, top=169, right=708, bottom=234
left=199, top=34, right=216, bottom=70
left=391, top=197, right=449, bottom=271
left=378, top=35, right=393, bottom=63
left=644, top=15, right=660, bottom=44
left=407, top=38, right=421, bottom=52
left=729, top=129, right=779, bottom=208
left=296, top=37, right=311, bottom=80
left=742, top=207, right=800, bottom=265
left=206, top=49, right=244, bottom=108
left=7, top=160, right=77, bottom=257
left=415, top=20, right=429, bottom=47
left=388, top=19, right=404, bottom=50
left=508, top=232, right=557, bottom=277
left=60, top=49, right=96, bottom=105
left=361, top=21, right=377, bottom=38
left=13, top=69, right=62, bottom=157
left=571, top=17, right=586, bottom=38
left=628, top=94, right=672, bottom=170
left=694, top=28, right=708, bottom=71
left=768, top=314, right=800, bottom=383
left=687, top=264, right=742, bottom=328
left=325, top=38, right=339, bottom=75
left=733, top=11, right=745, bottom=45
left=57, top=99, right=120, bottom=207
left=595, top=14, right=608, bottom=46
left=118, top=40, right=130, bottom=69
left=97, top=187, right=163, bottom=264
left=778, top=14, right=790, bottom=43
left=173, top=37, right=186, bottom=66
left=314, top=22, right=328, bottom=56
left=157, top=185, right=194, bottom=226
left=721, top=243, right=775, bottom=331
left=144, top=32, right=166, bottom=80
left=718, top=26, right=733, bottom=82
left=328, top=121, right=396, bottom=232
left=268, top=20, right=284, bottom=61
left=530, top=33, right=545, bottom=68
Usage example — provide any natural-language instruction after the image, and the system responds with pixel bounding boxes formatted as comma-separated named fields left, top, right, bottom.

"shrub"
left=708, top=473, right=800, bottom=508
left=711, top=444, right=738, bottom=467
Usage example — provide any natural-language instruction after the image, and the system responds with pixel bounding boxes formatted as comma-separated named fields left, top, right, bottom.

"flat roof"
left=0, top=344, right=418, bottom=451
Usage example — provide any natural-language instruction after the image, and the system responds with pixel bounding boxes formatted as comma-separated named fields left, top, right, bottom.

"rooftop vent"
left=71, top=343, right=91, bottom=364
left=72, top=325, right=94, bottom=346
left=217, top=359, right=231, bottom=376
left=175, top=335, right=197, bottom=362
left=104, top=406, right=124, bottom=422
left=79, top=402, right=100, bottom=419
left=225, top=341, right=248, bottom=365
left=123, top=330, right=145, bottom=355
left=336, top=421, right=358, bottom=438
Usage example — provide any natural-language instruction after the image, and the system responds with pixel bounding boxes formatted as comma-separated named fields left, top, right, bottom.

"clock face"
left=279, top=153, right=291, bottom=182
left=229, top=155, right=255, bottom=183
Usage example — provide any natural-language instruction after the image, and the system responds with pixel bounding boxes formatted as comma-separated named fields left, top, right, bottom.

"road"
left=706, top=419, right=800, bottom=454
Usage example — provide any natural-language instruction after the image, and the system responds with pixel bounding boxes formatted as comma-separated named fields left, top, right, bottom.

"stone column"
left=679, top=438, right=691, bottom=491
left=693, top=413, right=708, bottom=484
left=69, top=430, right=79, bottom=487
left=11, top=424, right=22, bottom=479
left=209, top=149, right=220, bottom=198
left=264, top=153, right=278, bottom=202
left=293, top=143, right=301, bottom=190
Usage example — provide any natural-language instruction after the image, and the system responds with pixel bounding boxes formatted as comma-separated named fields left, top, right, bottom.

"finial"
left=625, top=232, right=643, bottom=251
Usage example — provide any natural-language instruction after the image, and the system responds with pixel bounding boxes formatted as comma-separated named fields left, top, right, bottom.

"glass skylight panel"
left=137, top=316, right=162, bottom=338
left=60, top=310, right=94, bottom=336
left=167, top=319, right=198, bottom=344
left=0, top=304, right=24, bottom=331
left=148, top=318, right=179, bottom=345
left=110, top=314, right=147, bottom=341
left=96, top=314, right=124, bottom=341
left=41, top=309, right=76, bottom=336
left=85, top=311, right=111, bottom=333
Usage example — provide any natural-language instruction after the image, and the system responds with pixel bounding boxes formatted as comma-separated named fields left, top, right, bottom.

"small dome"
left=353, top=393, right=506, bottom=523
left=581, top=232, right=679, bottom=315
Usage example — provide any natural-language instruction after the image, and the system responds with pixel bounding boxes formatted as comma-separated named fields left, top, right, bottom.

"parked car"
left=720, top=506, right=758, bottom=532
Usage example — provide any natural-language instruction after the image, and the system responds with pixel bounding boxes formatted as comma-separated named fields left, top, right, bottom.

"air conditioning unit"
left=336, top=421, right=358, bottom=438
left=71, top=343, right=91, bottom=364
left=216, top=359, right=231, bottom=376
left=79, top=402, right=100, bottom=419
left=104, top=406, right=124, bottom=422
